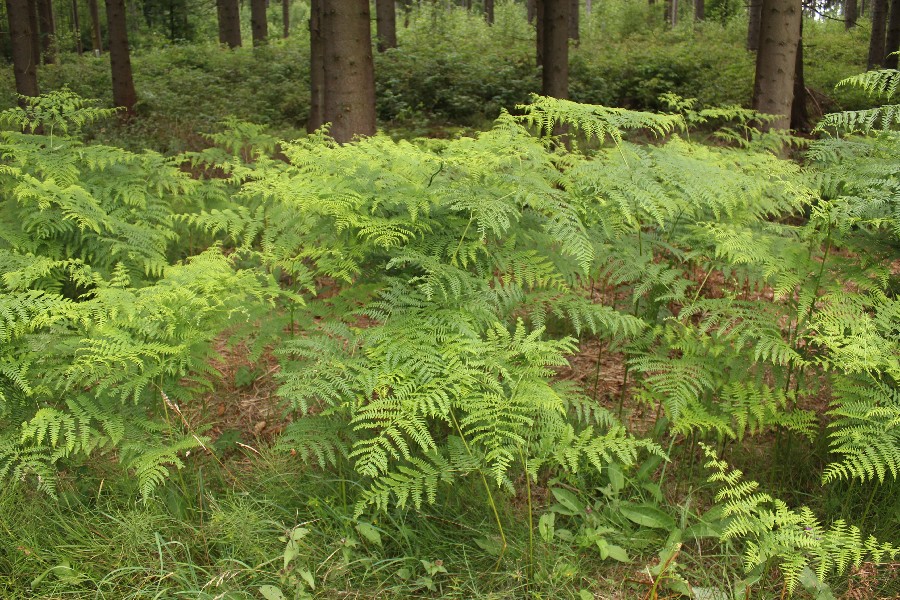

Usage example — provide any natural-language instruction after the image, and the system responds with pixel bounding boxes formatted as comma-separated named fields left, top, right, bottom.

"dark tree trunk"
left=485, top=0, right=494, bottom=24
left=105, top=0, right=137, bottom=114
left=282, top=0, right=289, bottom=37
left=6, top=0, right=40, bottom=100
left=790, top=19, right=808, bottom=131
left=28, top=0, right=40, bottom=65
left=845, top=0, right=858, bottom=27
left=88, top=0, right=102, bottom=53
left=752, top=0, right=801, bottom=130
left=527, top=0, right=536, bottom=22
left=308, top=0, right=324, bottom=132
left=885, top=0, right=900, bottom=68
left=72, top=0, right=83, bottom=53
left=216, top=0, right=241, bottom=48
left=695, top=0, right=705, bottom=20
left=36, top=0, right=55, bottom=63
left=747, top=0, right=762, bottom=50
left=250, top=0, right=268, bottom=45
left=375, top=0, right=397, bottom=51
left=321, top=0, right=376, bottom=142
left=868, top=0, right=888, bottom=68
left=569, top=0, right=578, bottom=40
left=542, top=0, right=569, bottom=99
left=535, top=0, right=544, bottom=66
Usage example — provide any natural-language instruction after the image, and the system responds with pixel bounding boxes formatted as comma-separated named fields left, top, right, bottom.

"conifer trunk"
left=542, top=0, right=568, bottom=99
left=747, top=0, right=762, bottom=50
left=569, top=0, right=578, bottom=40
left=105, top=0, right=137, bottom=115
left=250, top=0, right=268, bottom=45
left=845, top=0, right=858, bottom=27
left=72, top=0, right=83, bottom=54
left=216, top=0, right=241, bottom=48
left=28, top=0, right=40, bottom=65
left=88, top=0, right=102, bottom=53
left=527, top=0, right=536, bottom=22
left=375, top=0, right=397, bottom=51
left=868, top=0, right=888, bottom=68
left=790, top=19, right=807, bottom=131
left=535, top=0, right=544, bottom=66
left=6, top=0, right=40, bottom=101
left=308, top=0, right=324, bottom=132
left=695, top=0, right=704, bottom=20
left=885, top=0, right=900, bottom=68
left=752, top=0, right=801, bottom=130
left=321, top=0, right=376, bottom=142
left=36, top=0, right=55, bottom=63
left=485, top=0, right=494, bottom=24
left=282, top=0, right=289, bottom=37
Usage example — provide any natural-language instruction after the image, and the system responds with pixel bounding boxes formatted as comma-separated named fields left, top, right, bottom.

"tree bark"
left=250, top=0, right=268, bottom=45
left=752, top=0, right=801, bottom=130
left=845, top=0, right=858, bottom=27
left=585, top=0, right=591, bottom=13
left=885, top=0, right=900, bottom=68
left=72, top=0, right=83, bottom=54
left=28, top=0, right=40, bottom=65
left=535, top=0, right=544, bottom=66
left=868, top=0, right=888, bottom=68
left=88, top=0, right=102, bottom=53
left=527, top=0, right=536, bottom=22
left=790, top=18, right=807, bottom=131
left=105, top=0, right=136, bottom=115
left=321, top=0, right=376, bottom=142
left=747, top=0, right=762, bottom=50
left=695, top=0, right=705, bottom=20
left=36, top=0, right=55, bottom=63
left=542, top=0, right=569, bottom=99
left=308, top=0, right=324, bottom=132
left=485, top=0, right=494, bottom=24
left=569, top=0, right=578, bottom=40
left=282, top=0, right=289, bottom=37
left=6, top=0, right=40, bottom=101
left=375, top=0, right=397, bottom=51
left=216, top=0, right=241, bottom=48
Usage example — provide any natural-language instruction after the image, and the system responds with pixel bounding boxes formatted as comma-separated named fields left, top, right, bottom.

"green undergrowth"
left=2, top=73, right=900, bottom=599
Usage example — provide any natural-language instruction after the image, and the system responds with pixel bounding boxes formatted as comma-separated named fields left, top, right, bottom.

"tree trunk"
left=868, top=0, right=888, bottom=68
left=485, top=0, right=494, bottom=24
left=790, top=19, right=807, bottom=131
left=6, top=0, right=40, bottom=101
left=585, top=0, right=591, bottom=13
left=535, top=0, right=544, bottom=66
left=28, top=0, right=40, bottom=65
left=375, top=0, right=397, bottom=51
left=216, top=0, right=241, bottom=48
left=282, top=0, right=289, bottom=37
left=747, top=0, right=762, bottom=50
left=527, top=0, right=536, bottom=22
left=88, top=0, right=102, bottom=53
left=845, top=0, right=858, bottom=27
left=321, top=0, right=376, bottom=142
left=105, top=0, right=136, bottom=115
left=542, top=0, right=569, bottom=99
left=695, top=0, right=705, bottom=20
left=752, top=0, right=801, bottom=130
left=885, top=0, right=900, bottom=68
left=665, top=0, right=678, bottom=25
left=569, top=0, right=578, bottom=40
left=72, top=0, right=83, bottom=53
left=308, top=0, right=324, bottom=132
left=250, top=0, right=268, bottom=45
left=36, top=0, right=55, bottom=63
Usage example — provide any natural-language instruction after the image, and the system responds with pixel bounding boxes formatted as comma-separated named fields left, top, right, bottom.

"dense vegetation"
left=1, top=3, right=899, bottom=600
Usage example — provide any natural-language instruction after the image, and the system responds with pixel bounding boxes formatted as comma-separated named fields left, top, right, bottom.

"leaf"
left=259, top=585, right=286, bottom=600
left=607, top=462, right=625, bottom=494
left=618, top=503, right=676, bottom=530
left=539, top=512, right=556, bottom=543
left=283, top=540, right=300, bottom=570
left=798, top=567, right=837, bottom=600
left=596, top=538, right=630, bottom=562
left=475, top=536, right=503, bottom=556
left=692, top=587, right=729, bottom=600
left=298, top=568, right=315, bottom=590
left=579, top=590, right=594, bottom=600
left=551, top=487, right=584, bottom=515
left=355, top=521, right=382, bottom=546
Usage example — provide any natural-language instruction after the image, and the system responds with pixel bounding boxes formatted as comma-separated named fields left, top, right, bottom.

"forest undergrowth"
left=1, top=68, right=900, bottom=599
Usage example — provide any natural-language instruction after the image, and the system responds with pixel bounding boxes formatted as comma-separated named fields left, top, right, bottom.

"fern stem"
left=860, top=481, right=881, bottom=530
left=519, top=447, right=534, bottom=588
left=689, top=263, right=716, bottom=307
left=450, top=408, right=507, bottom=560
left=592, top=342, right=604, bottom=401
